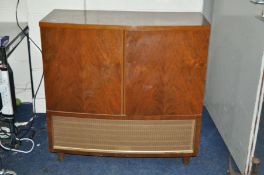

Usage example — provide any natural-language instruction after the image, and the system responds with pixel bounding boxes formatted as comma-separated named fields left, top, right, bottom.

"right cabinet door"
left=125, top=30, right=209, bottom=116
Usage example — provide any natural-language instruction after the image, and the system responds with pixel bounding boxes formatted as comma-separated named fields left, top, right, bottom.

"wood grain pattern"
left=46, top=112, right=53, bottom=151
left=40, top=11, right=210, bottom=160
left=46, top=110, right=200, bottom=120
left=125, top=30, right=210, bottom=115
left=41, top=27, right=123, bottom=114
left=52, top=149, right=196, bottom=158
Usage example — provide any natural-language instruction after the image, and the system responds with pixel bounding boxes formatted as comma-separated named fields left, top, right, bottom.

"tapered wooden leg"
left=251, top=157, right=260, bottom=175
left=57, top=153, right=64, bottom=161
left=182, top=157, right=190, bottom=165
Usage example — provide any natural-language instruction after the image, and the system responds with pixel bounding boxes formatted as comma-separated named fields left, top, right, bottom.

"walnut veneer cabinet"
left=40, top=9, right=210, bottom=164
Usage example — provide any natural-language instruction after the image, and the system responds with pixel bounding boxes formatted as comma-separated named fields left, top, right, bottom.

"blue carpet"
left=1, top=104, right=230, bottom=175
left=255, top=107, right=264, bottom=173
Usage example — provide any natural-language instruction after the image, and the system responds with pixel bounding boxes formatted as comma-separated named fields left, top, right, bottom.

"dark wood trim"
left=193, top=115, right=202, bottom=156
left=121, top=30, right=125, bottom=115
left=182, top=157, right=190, bottom=165
left=46, top=112, right=54, bottom=152
left=51, top=149, right=196, bottom=158
left=47, top=110, right=201, bottom=120
left=39, top=22, right=210, bottom=31
left=57, top=153, right=65, bottom=161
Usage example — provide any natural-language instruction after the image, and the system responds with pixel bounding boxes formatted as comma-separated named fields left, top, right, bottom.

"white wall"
left=0, top=0, right=27, bottom=22
left=202, top=0, right=215, bottom=22
left=1, top=0, right=204, bottom=112
left=0, top=0, right=32, bottom=103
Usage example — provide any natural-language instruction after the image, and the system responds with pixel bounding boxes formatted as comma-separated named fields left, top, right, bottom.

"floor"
left=1, top=104, right=231, bottom=175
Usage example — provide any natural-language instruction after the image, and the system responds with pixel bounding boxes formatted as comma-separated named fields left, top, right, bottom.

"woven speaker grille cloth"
left=52, top=116, right=196, bottom=154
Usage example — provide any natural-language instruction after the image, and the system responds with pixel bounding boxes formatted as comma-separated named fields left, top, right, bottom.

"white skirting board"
left=34, top=98, right=46, bottom=113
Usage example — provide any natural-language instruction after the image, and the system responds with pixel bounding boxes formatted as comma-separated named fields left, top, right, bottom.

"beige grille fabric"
left=52, top=116, right=195, bottom=154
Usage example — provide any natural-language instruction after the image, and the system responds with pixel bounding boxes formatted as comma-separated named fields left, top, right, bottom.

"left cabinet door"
left=41, top=27, right=123, bottom=115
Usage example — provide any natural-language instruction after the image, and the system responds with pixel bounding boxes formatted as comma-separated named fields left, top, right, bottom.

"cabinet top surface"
left=40, top=9, right=210, bottom=29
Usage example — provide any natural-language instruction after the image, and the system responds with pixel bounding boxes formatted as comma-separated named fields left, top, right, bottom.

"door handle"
left=250, top=0, right=264, bottom=4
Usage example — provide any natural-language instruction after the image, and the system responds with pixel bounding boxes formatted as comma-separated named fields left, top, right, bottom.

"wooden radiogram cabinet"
left=40, top=10, right=210, bottom=164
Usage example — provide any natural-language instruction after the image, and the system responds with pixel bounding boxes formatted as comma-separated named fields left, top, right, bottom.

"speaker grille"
left=52, top=116, right=196, bottom=154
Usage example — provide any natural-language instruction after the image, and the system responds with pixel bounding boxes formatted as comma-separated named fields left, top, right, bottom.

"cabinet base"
left=182, top=157, right=190, bottom=165
left=57, top=153, right=64, bottom=161
left=55, top=152, right=191, bottom=165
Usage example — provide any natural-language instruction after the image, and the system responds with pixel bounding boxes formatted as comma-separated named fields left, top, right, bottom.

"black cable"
left=16, top=0, right=42, bottom=53
left=0, top=124, right=13, bottom=149
left=0, top=120, right=11, bottom=137
left=0, top=155, right=2, bottom=170
left=15, top=0, right=44, bottom=138
left=0, top=128, right=10, bottom=137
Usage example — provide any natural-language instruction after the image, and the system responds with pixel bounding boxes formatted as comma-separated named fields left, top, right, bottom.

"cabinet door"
left=125, top=30, right=209, bottom=115
left=41, top=27, right=123, bottom=115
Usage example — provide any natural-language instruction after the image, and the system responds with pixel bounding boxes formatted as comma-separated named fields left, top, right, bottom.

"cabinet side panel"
left=41, top=27, right=123, bottom=114
left=125, top=30, right=209, bottom=115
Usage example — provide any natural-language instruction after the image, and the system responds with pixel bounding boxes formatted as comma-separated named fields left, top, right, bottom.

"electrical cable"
left=0, top=169, right=17, bottom=175
left=16, top=0, right=42, bottom=53
left=0, top=0, right=44, bottom=155
left=0, top=138, right=34, bottom=154
left=0, top=156, right=2, bottom=170
left=7, top=123, right=15, bottom=147
left=0, top=128, right=10, bottom=138
left=0, top=127, right=35, bottom=154
left=4, top=0, right=48, bottom=156
left=11, top=171, right=18, bottom=175
left=15, top=0, right=44, bottom=139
